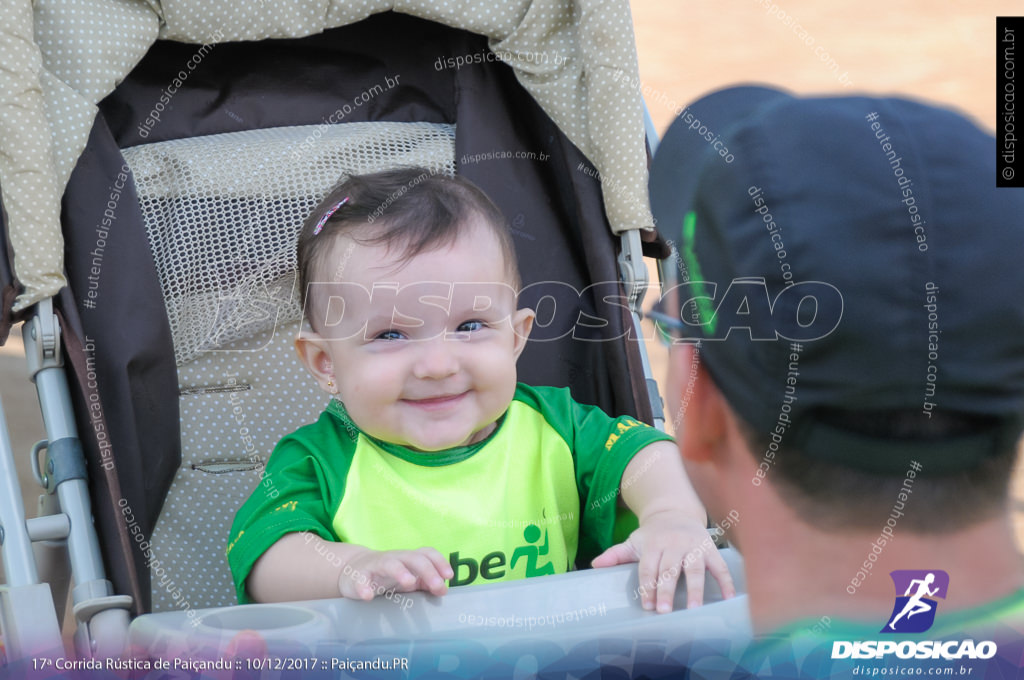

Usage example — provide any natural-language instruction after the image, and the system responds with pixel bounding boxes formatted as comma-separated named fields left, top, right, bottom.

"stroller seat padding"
left=155, top=321, right=324, bottom=610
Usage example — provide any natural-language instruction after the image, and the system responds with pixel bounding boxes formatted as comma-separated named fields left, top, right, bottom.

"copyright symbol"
left=1003, top=166, right=1015, bottom=181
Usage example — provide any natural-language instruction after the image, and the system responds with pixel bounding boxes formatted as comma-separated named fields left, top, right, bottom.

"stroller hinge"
left=617, top=230, right=649, bottom=314
left=26, top=299, right=63, bottom=380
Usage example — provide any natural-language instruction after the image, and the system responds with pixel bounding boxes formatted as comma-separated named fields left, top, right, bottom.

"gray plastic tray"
left=128, top=549, right=749, bottom=669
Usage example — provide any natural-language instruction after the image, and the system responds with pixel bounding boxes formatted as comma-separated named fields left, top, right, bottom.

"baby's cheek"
left=343, top=398, right=390, bottom=435
left=484, top=362, right=519, bottom=416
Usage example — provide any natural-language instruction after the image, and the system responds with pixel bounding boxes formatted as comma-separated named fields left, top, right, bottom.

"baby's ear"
left=294, top=331, right=334, bottom=393
left=510, top=307, right=535, bottom=359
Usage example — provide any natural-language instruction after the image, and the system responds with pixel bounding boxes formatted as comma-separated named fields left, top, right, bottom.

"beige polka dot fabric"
left=3, top=0, right=158, bottom=312
left=154, top=320, right=329, bottom=610
left=3, top=0, right=653, bottom=312
left=1, top=0, right=68, bottom=312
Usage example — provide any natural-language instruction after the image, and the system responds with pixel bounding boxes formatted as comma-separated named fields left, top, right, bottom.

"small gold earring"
left=327, top=378, right=334, bottom=389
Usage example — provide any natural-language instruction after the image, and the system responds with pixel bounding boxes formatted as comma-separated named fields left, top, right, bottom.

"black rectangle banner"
left=998, top=17, right=1023, bottom=187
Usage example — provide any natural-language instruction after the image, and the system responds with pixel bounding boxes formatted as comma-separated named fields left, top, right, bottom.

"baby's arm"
left=247, top=533, right=453, bottom=603
left=591, top=440, right=736, bottom=613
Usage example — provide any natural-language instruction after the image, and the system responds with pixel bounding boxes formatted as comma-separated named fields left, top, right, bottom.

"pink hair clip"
left=313, top=196, right=350, bottom=235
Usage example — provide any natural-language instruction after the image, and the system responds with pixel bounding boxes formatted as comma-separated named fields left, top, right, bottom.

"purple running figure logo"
left=882, top=570, right=949, bottom=634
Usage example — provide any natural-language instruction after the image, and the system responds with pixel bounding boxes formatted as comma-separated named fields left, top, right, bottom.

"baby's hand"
left=339, top=547, right=454, bottom=600
left=591, top=510, right=735, bottom=613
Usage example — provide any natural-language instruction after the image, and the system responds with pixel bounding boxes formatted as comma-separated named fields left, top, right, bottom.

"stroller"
left=0, top=2, right=748, bottom=671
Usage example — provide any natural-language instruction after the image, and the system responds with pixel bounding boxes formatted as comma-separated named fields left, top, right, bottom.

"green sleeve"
left=226, top=408, right=355, bottom=604
left=512, top=384, right=674, bottom=565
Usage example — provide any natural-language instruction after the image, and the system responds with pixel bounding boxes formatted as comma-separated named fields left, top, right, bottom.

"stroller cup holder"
left=194, top=604, right=330, bottom=636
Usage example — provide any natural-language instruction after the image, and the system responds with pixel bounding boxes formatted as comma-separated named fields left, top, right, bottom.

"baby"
left=227, top=168, right=734, bottom=613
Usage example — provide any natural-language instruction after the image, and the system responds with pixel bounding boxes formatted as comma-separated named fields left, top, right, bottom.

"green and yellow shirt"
left=227, top=383, right=673, bottom=603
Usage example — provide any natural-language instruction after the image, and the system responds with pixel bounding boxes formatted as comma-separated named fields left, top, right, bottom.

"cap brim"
left=649, top=85, right=793, bottom=245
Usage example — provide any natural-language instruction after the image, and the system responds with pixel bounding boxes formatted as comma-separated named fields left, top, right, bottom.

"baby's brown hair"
left=297, top=168, right=520, bottom=331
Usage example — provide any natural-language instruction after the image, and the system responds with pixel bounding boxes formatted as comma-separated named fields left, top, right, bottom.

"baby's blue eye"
left=375, top=329, right=406, bottom=341
left=457, top=320, right=485, bottom=332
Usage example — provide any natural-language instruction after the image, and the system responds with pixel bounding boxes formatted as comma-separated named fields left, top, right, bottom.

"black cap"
left=649, top=85, right=1024, bottom=474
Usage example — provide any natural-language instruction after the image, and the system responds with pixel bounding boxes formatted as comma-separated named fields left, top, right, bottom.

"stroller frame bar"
left=623, top=104, right=667, bottom=432
left=0, top=300, right=132, bottom=661
left=0, top=398, right=37, bottom=588
left=619, top=229, right=666, bottom=432
left=0, top=324, right=63, bottom=658
left=25, top=302, right=107, bottom=586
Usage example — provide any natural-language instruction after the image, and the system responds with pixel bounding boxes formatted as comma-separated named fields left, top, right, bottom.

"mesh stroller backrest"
left=127, top=122, right=456, bottom=366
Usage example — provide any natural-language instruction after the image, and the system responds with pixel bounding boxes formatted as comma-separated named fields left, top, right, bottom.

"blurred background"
left=634, top=1, right=1002, bottom=134
left=1, top=1, right=1020, bottom=592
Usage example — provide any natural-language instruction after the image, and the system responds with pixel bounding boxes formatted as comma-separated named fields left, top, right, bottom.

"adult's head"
left=649, top=85, right=1024, bottom=632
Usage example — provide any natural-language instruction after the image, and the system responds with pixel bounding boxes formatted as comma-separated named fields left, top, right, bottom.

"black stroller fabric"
left=0, top=211, right=16, bottom=344
left=57, top=12, right=651, bottom=613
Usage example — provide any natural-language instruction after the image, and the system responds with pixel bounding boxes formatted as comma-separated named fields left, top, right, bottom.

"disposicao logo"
left=882, top=569, right=948, bottom=634
left=831, top=570, right=997, bottom=661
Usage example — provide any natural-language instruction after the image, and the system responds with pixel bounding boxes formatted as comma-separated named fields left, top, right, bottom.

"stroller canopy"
left=0, top=0, right=654, bottom=318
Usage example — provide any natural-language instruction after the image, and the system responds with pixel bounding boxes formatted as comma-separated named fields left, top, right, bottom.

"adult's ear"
left=294, top=331, right=335, bottom=394
left=667, top=343, right=728, bottom=465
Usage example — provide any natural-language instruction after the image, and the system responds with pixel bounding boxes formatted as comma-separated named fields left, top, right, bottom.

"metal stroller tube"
left=0, top=337, right=63, bottom=660
left=618, top=229, right=665, bottom=432
left=0, top=399, right=39, bottom=588
left=19, top=299, right=132, bottom=659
